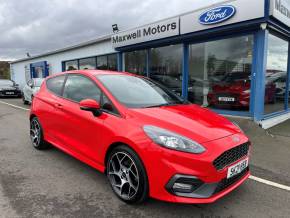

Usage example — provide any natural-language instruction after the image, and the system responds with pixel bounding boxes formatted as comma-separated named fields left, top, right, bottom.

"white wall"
left=11, top=39, right=115, bottom=88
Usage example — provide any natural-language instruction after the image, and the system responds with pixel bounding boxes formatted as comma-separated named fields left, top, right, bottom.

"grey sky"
left=0, top=0, right=222, bottom=61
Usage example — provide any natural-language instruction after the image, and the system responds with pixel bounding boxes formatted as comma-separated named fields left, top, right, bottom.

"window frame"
left=263, top=31, right=289, bottom=116
left=187, top=34, right=254, bottom=114
left=57, top=73, right=120, bottom=116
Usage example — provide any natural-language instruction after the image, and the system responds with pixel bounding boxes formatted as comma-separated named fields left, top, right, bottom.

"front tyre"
left=107, top=145, right=149, bottom=204
left=30, top=117, right=50, bottom=150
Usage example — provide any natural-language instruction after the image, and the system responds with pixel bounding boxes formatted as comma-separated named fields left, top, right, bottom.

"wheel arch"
left=104, top=141, right=147, bottom=176
left=29, top=114, right=37, bottom=121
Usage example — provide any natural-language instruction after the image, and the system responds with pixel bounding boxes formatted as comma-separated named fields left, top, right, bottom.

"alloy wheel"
left=107, top=152, right=139, bottom=200
left=30, top=119, right=41, bottom=147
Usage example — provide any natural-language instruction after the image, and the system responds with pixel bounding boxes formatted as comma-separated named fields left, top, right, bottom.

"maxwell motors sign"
left=112, top=17, right=179, bottom=48
left=271, top=0, right=290, bottom=27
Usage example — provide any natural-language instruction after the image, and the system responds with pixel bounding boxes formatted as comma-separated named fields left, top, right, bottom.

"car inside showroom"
left=10, top=0, right=290, bottom=127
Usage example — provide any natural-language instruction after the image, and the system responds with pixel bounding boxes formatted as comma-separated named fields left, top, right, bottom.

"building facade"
left=10, top=0, right=290, bottom=126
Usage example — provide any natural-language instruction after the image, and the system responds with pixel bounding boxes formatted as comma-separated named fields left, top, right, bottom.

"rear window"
left=46, top=75, right=66, bottom=96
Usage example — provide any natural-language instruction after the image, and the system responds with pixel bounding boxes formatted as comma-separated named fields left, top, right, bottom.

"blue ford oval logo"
left=199, top=5, right=236, bottom=25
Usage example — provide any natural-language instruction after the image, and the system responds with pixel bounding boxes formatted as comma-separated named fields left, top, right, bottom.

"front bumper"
left=143, top=132, right=250, bottom=203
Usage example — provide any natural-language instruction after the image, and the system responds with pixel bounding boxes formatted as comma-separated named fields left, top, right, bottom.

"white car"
left=22, top=78, right=44, bottom=104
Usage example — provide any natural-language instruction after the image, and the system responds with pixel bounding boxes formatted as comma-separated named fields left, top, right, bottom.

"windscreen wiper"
left=144, top=103, right=179, bottom=108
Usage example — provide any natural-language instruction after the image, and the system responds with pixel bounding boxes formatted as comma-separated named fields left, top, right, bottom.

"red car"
left=30, top=70, right=250, bottom=204
left=208, top=72, right=276, bottom=109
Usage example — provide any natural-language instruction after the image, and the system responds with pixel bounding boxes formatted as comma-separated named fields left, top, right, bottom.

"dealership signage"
left=271, top=0, right=290, bottom=27
left=112, top=0, right=266, bottom=48
left=112, top=17, right=179, bottom=48
left=180, top=0, right=265, bottom=34
left=199, top=5, right=236, bottom=25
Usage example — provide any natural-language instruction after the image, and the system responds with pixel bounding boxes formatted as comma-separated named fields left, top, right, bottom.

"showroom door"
left=30, top=61, right=49, bottom=78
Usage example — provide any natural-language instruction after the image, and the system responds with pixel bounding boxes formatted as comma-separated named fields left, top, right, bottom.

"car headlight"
left=232, top=122, right=244, bottom=133
left=143, top=125, right=206, bottom=154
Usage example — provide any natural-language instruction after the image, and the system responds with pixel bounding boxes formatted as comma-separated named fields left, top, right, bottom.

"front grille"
left=214, top=167, right=249, bottom=194
left=213, top=142, right=250, bottom=171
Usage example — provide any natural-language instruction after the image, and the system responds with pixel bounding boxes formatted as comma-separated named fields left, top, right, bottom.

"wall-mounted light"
left=112, top=24, right=119, bottom=33
left=260, top=23, right=267, bottom=30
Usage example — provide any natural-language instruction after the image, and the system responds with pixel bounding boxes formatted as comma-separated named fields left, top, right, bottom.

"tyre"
left=106, top=145, right=149, bottom=204
left=30, top=117, right=50, bottom=150
left=22, top=94, right=29, bottom=105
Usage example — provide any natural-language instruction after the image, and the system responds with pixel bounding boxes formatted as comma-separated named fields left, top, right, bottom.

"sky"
left=0, top=0, right=223, bottom=61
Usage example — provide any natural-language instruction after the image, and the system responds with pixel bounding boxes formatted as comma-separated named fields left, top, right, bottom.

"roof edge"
left=10, top=34, right=112, bottom=64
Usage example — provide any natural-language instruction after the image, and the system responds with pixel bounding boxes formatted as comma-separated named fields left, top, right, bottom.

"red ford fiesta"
left=30, top=70, right=250, bottom=204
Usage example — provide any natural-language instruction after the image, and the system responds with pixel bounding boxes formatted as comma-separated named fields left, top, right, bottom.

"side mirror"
left=80, top=99, right=102, bottom=117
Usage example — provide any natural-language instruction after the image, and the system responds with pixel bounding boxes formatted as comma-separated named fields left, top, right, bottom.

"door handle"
left=54, top=103, right=63, bottom=109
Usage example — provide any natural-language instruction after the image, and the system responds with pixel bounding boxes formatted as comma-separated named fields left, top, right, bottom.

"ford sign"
left=199, top=5, right=236, bottom=25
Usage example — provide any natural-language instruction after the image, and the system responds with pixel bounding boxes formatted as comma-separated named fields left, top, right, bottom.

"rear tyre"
left=106, top=145, right=149, bottom=204
left=30, top=117, right=50, bottom=150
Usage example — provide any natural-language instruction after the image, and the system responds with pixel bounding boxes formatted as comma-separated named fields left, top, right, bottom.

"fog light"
left=172, top=182, right=193, bottom=193
left=166, top=175, right=204, bottom=195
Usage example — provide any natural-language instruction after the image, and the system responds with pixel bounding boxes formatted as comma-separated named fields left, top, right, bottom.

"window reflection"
left=264, top=34, right=289, bottom=114
left=189, top=35, right=253, bottom=111
left=79, top=57, right=96, bottom=70
left=97, top=56, right=108, bottom=70
left=125, top=50, right=147, bottom=76
left=65, top=60, right=78, bottom=71
left=108, top=54, right=117, bottom=71
left=149, top=45, right=182, bottom=96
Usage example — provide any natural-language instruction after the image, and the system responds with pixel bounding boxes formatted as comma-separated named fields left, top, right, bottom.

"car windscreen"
left=97, top=75, right=185, bottom=108
left=34, top=79, right=44, bottom=87
left=0, top=80, right=14, bottom=86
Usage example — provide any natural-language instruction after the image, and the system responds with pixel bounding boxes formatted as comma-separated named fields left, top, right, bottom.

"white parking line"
left=249, top=175, right=290, bottom=191
left=0, top=100, right=30, bottom=111
left=1, top=100, right=290, bottom=192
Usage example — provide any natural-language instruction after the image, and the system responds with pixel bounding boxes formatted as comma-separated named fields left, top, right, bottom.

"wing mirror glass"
left=80, top=99, right=102, bottom=116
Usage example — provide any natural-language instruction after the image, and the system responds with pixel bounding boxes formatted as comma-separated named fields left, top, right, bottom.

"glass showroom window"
left=189, top=35, right=253, bottom=111
left=79, top=57, right=96, bottom=70
left=124, top=50, right=147, bottom=76
left=264, top=34, right=289, bottom=115
left=149, top=45, right=182, bottom=96
left=108, top=54, right=117, bottom=71
left=97, top=56, right=108, bottom=70
left=65, top=60, right=78, bottom=71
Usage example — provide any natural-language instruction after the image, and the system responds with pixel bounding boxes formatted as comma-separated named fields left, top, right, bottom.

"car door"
left=56, top=74, right=105, bottom=163
left=39, top=74, right=67, bottom=144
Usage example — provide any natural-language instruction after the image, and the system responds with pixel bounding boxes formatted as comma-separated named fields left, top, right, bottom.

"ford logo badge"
left=199, top=5, right=236, bottom=25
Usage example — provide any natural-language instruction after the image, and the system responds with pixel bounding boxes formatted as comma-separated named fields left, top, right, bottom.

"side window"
left=101, top=93, right=118, bottom=114
left=46, top=75, right=66, bottom=96
left=63, top=74, right=101, bottom=102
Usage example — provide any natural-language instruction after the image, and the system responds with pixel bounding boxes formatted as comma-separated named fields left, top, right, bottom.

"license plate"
left=5, top=92, right=14, bottom=95
left=227, top=158, right=249, bottom=179
left=218, top=97, right=235, bottom=102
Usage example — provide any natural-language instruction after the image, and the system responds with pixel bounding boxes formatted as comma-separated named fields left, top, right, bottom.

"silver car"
left=22, top=78, right=44, bottom=104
